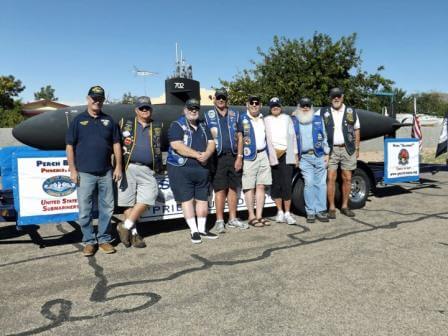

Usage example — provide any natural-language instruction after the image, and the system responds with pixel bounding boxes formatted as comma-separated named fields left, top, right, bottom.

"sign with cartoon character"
left=384, top=138, right=420, bottom=183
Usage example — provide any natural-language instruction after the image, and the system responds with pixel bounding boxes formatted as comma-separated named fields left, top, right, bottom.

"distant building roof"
left=22, top=99, right=69, bottom=116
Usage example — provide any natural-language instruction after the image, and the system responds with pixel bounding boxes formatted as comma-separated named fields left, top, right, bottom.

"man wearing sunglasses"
left=66, top=86, right=122, bottom=256
left=320, top=87, right=360, bottom=219
left=167, top=99, right=216, bottom=244
left=238, top=95, right=276, bottom=227
left=116, top=96, right=163, bottom=249
left=204, top=88, right=246, bottom=233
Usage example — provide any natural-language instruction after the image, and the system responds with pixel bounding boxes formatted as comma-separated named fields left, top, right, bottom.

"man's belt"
left=130, top=161, right=152, bottom=167
left=333, top=144, right=345, bottom=147
left=302, top=150, right=315, bottom=155
left=257, top=148, right=266, bottom=153
left=219, top=151, right=235, bottom=156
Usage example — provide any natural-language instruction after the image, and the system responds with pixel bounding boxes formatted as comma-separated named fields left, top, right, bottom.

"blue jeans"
left=300, top=154, right=327, bottom=215
left=77, top=170, right=114, bottom=245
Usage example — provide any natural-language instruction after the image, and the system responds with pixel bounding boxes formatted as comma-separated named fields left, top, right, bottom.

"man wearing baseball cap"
left=167, top=98, right=217, bottom=244
left=204, top=88, right=246, bottom=233
left=116, top=96, right=163, bottom=249
left=319, top=87, right=361, bottom=218
left=66, top=85, right=122, bottom=256
left=237, top=95, right=276, bottom=227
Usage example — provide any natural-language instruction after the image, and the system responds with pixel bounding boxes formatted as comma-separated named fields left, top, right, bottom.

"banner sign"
left=141, top=174, right=275, bottom=221
left=384, top=138, right=420, bottom=184
left=12, top=150, right=79, bottom=225
left=11, top=150, right=275, bottom=224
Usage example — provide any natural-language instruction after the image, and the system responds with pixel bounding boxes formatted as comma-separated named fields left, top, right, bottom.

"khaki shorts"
left=118, top=164, right=159, bottom=207
left=328, top=146, right=357, bottom=171
left=242, top=151, right=272, bottom=190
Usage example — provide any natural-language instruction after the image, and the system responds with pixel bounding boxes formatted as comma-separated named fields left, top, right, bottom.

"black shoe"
left=199, top=231, right=219, bottom=240
left=306, top=214, right=315, bottom=223
left=191, top=232, right=202, bottom=244
left=340, top=208, right=355, bottom=217
left=130, top=233, right=147, bottom=248
left=328, top=209, right=337, bottom=219
left=316, top=212, right=330, bottom=222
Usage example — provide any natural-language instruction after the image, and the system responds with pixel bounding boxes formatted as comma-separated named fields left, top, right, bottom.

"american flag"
left=411, top=97, right=423, bottom=150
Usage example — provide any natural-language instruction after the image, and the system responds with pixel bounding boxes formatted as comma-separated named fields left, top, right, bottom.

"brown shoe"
left=117, top=222, right=131, bottom=247
left=99, top=242, right=116, bottom=254
left=83, top=244, right=97, bottom=257
left=130, top=233, right=147, bottom=248
left=328, top=209, right=337, bottom=219
left=340, top=208, right=355, bottom=217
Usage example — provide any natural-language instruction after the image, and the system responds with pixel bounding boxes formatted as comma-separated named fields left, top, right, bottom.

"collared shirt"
left=245, top=112, right=266, bottom=150
left=66, top=111, right=121, bottom=173
left=266, top=113, right=289, bottom=150
left=331, top=104, right=360, bottom=145
left=129, top=121, right=153, bottom=166
left=218, top=110, right=232, bottom=153
left=168, top=121, right=212, bottom=168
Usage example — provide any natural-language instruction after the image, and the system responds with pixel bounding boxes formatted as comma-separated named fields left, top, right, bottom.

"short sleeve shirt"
left=65, top=111, right=121, bottom=173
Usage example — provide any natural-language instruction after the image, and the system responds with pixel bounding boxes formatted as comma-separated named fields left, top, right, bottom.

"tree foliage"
left=0, top=75, right=25, bottom=127
left=0, top=75, right=25, bottom=109
left=121, top=92, right=137, bottom=104
left=34, top=85, right=58, bottom=101
left=220, top=33, right=394, bottom=109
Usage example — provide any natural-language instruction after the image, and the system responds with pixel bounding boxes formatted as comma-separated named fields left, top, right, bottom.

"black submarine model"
left=13, top=52, right=405, bottom=150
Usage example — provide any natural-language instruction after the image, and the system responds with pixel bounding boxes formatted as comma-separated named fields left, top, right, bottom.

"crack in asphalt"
left=6, top=211, right=448, bottom=335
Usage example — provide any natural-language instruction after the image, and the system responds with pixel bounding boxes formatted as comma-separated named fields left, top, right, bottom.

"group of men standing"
left=66, top=85, right=360, bottom=256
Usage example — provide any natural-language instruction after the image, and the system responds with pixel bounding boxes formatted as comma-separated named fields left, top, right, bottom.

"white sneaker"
left=275, top=211, right=285, bottom=223
left=227, top=218, right=249, bottom=230
left=284, top=212, right=296, bottom=225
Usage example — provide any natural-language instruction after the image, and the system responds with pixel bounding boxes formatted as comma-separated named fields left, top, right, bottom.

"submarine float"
left=11, top=53, right=409, bottom=214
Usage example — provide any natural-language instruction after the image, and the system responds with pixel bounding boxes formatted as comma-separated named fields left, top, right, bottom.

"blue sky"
left=2, top=0, right=447, bottom=105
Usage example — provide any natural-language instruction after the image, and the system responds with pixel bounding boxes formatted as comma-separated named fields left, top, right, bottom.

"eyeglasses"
left=331, top=95, right=342, bottom=99
left=300, top=104, right=311, bottom=108
left=138, top=106, right=152, bottom=112
left=188, top=107, right=199, bottom=112
left=215, top=95, right=227, bottom=101
left=249, top=101, right=260, bottom=106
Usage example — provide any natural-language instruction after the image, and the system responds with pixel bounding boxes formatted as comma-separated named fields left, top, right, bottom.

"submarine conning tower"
left=165, top=46, right=200, bottom=106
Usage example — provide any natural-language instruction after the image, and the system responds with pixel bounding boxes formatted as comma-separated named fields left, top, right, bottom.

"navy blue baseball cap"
left=329, top=87, right=344, bottom=99
left=135, top=96, right=153, bottom=109
left=88, top=85, right=105, bottom=98
left=185, top=98, right=200, bottom=109
left=269, top=97, right=282, bottom=108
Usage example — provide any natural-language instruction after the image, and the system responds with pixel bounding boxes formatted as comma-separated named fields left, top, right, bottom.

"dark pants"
left=270, top=155, right=293, bottom=200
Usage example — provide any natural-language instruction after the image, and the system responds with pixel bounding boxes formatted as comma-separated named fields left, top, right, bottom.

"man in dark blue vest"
left=292, top=98, right=330, bottom=223
left=320, top=88, right=361, bottom=218
left=116, top=96, right=163, bottom=249
left=204, top=88, right=246, bottom=233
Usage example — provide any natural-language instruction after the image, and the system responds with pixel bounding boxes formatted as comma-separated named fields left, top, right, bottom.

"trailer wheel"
left=349, top=168, right=370, bottom=209
left=291, top=177, right=306, bottom=216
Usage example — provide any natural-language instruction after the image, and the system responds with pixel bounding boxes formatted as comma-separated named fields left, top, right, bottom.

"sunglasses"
left=215, top=95, right=227, bottom=101
left=138, top=106, right=152, bottom=111
left=188, top=107, right=200, bottom=112
left=331, top=95, right=342, bottom=99
left=300, top=104, right=311, bottom=108
left=91, top=96, right=105, bottom=103
left=249, top=101, right=260, bottom=106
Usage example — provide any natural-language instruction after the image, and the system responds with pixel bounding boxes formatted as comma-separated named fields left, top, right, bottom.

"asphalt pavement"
left=1, top=172, right=448, bottom=336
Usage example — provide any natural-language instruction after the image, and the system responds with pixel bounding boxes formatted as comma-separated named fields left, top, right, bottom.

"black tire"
left=291, top=177, right=306, bottom=216
left=349, top=168, right=370, bottom=209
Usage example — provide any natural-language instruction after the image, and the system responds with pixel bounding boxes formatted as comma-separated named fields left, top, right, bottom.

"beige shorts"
left=118, top=164, right=159, bottom=207
left=328, top=146, right=357, bottom=171
left=242, top=151, right=272, bottom=190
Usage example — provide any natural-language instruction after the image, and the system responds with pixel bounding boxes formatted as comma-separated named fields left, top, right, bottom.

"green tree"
left=0, top=75, right=25, bottom=109
left=0, top=100, right=24, bottom=127
left=34, top=85, right=58, bottom=101
left=0, top=75, right=25, bottom=127
left=121, top=92, right=137, bottom=104
left=220, top=33, right=394, bottom=110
